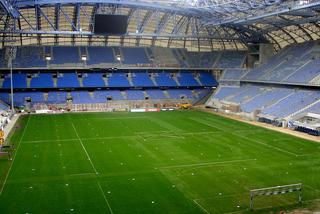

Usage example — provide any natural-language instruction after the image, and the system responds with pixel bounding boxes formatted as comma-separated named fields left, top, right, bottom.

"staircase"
left=163, top=90, right=170, bottom=98
left=150, top=74, right=158, bottom=86
left=127, top=73, right=134, bottom=86
left=172, top=75, right=181, bottom=86
left=78, top=75, right=83, bottom=87
left=27, top=77, right=31, bottom=88
left=194, top=74, right=203, bottom=86
left=103, top=75, right=109, bottom=86
left=0, top=78, right=4, bottom=88
left=43, top=92, right=48, bottom=102
left=143, top=91, right=149, bottom=99
left=212, top=52, right=222, bottom=68
left=89, top=92, right=95, bottom=99
left=282, top=59, right=313, bottom=82
left=53, top=77, right=58, bottom=88
left=287, top=99, right=320, bottom=119
left=309, top=74, right=320, bottom=86
left=121, top=91, right=127, bottom=99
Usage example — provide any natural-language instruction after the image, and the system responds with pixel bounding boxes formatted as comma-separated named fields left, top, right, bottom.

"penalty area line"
left=160, top=158, right=257, bottom=169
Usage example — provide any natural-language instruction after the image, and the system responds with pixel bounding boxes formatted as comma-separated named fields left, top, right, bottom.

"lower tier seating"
left=0, top=88, right=211, bottom=107
left=207, top=84, right=320, bottom=120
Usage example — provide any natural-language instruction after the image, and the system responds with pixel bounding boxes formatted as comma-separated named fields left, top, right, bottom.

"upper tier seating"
left=122, top=48, right=150, bottom=64
left=0, top=49, right=6, bottom=68
left=221, top=69, right=248, bottom=80
left=178, top=73, right=200, bottom=87
left=82, top=73, right=105, bottom=87
left=199, top=72, right=218, bottom=86
left=57, top=73, right=80, bottom=88
left=215, top=51, right=246, bottom=68
left=242, top=41, right=319, bottom=85
left=0, top=46, right=247, bottom=69
left=132, top=72, right=154, bottom=87
left=30, top=73, right=54, bottom=88
left=13, top=47, right=46, bottom=68
left=154, top=73, right=178, bottom=87
left=2, top=74, right=27, bottom=89
left=87, top=47, right=116, bottom=65
left=51, top=47, right=82, bottom=65
left=108, top=73, right=130, bottom=87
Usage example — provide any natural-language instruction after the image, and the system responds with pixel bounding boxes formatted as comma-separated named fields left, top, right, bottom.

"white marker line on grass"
left=235, top=135, right=299, bottom=157
left=68, top=172, right=96, bottom=177
left=160, top=158, right=257, bottom=169
left=94, top=116, right=147, bottom=120
left=193, top=199, right=210, bottom=214
left=70, top=121, right=98, bottom=175
left=191, top=118, right=299, bottom=157
left=0, top=115, right=31, bottom=195
left=97, top=182, right=114, bottom=214
left=23, top=138, right=79, bottom=143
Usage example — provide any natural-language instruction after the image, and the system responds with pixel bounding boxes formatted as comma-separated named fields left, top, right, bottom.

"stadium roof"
left=0, top=0, right=320, bottom=50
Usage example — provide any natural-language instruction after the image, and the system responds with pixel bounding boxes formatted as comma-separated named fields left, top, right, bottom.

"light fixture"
left=45, top=55, right=51, bottom=61
left=116, top=55, right=121, bottom=61
left=81, top=55, right=87, bottom=61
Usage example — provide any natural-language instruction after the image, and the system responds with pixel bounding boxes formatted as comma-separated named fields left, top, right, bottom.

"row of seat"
left=0, top=72, right=218, bottom=88
left=0, top=46, right=246, bottom=69
left=225, top=41, right=320, bottom=86
left=207, top=84, right=320, bottom=119
left=0, top=89, right=210, bottom=106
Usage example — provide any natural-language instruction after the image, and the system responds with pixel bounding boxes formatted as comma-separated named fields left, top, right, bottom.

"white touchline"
left=0, top=115, right=31, bottom=195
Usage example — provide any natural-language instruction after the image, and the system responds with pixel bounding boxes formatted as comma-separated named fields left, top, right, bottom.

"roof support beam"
left=0, top=0, right=19, bottom=18
left=35, top=5, right=41, bottom=45
left=72, top=4, right=81, bottom=45
left=54, top=4, right=60, bottom=45
left=278, top=15, right=313, bottom=41
left=203, top=1, right=320, bottom=26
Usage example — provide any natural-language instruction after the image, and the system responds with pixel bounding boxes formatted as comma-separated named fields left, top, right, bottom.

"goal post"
left=249, top=183, right=302, bottom=210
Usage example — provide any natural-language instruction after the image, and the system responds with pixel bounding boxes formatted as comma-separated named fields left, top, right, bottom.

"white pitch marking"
left=193, top=199, right=210, bottom=214
left=97, top=182, right=114, bottom=214
left=0, top=115, right=31, bottom=195
left=160, top=159, right=257, bottom=169
left=70, top=120, right=98, bottom=175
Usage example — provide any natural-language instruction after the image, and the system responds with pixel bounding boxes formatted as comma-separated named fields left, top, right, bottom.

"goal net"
left=249, top=183, right=302, bottom=210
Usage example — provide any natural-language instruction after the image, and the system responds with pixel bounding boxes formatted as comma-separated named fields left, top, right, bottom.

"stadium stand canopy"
left=0, top=0, right=320, bottom=51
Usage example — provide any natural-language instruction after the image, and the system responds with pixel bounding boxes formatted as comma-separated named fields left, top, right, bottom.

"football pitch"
left=0, top=110, right=320, bottom=214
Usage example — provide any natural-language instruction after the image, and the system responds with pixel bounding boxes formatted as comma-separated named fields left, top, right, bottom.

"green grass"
left=0, top=110, right=320, bottom=214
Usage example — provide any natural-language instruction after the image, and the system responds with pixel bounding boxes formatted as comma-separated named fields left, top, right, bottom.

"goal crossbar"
left=250, top=183, right=302, bottom=210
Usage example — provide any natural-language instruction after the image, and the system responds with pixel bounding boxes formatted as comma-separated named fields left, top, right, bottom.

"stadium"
left=0, top=0, right=320, bottom=213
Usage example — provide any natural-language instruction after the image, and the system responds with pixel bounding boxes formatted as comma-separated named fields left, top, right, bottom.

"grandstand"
left=0, top=0, right=319, bottom=213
